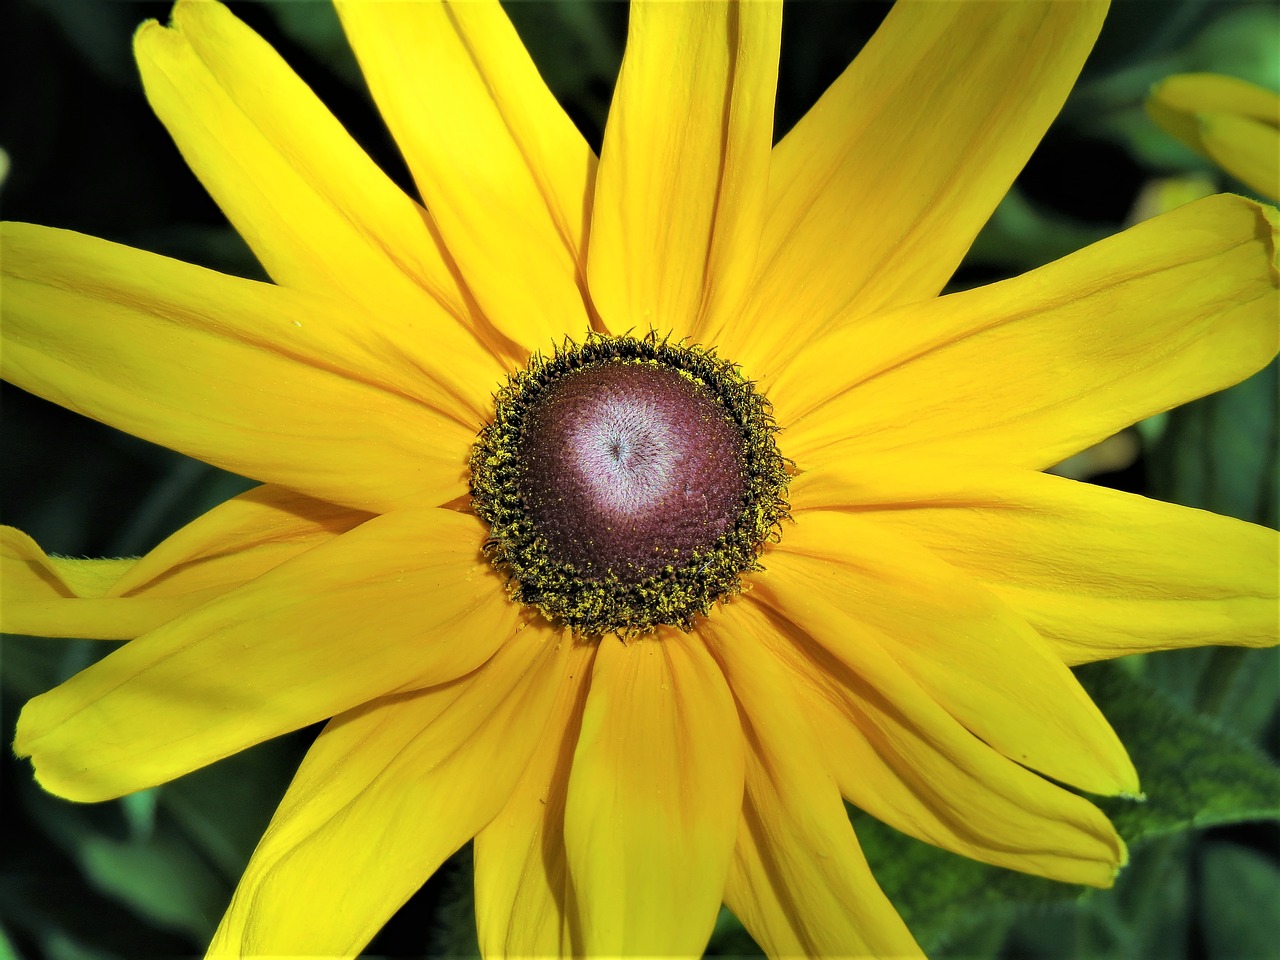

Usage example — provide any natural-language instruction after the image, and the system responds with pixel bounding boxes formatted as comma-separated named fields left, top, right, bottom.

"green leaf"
left=706, top=906, right=763, bottom=958
left=1199, top=842, right=1280, bottom=960
left=158, top=731, right=306, bottom=882
left=22, top=779, right=225, bottom=944
left=424, top=845, right=480, bottom=960
left=1079, top=662, right=1280, bottom=843
left=852, top=809, right=1082, bottom=955
left=257, top=0, right=363, bottom=87
left=964, top=186, right=1113, bottom=275
left=502, top=0, right=625, bottom=145
left=1001, top=832, right=1196, bottom=960
left=1147, top=360, right=1279, bottom=530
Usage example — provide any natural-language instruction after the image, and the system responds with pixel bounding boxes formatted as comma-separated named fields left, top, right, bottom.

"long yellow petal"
left=794, top=458, right=1279, bottom=665
left=136, top=0, right=492, bottom=348
left=701, top=609, right=923, bottom=959
left=1, top=223, right=484, bottom=513
left=588, top=0, right=782, bottom=338
left=729, top=597, right=1127, bottom=887
left=564, top=631, right=743, bottom=957
left=777, top=194, right=1279, bottom=471
left=765, top=510, right=1138, bottom=797
left=14, top=509, right=519, bottom=801
left=1200, top=113, right=1280, bottom=201
left=1148, top=72, right=1280, bottom=200
left=335, top=0, right=594, bottom=352
left=473, top=634, right=596, bottom=960
left=1, top=486, right=367, bottom=639
left=714, top=0, right=1108, bottom=373
left=209, top=621, right=571, bottom=959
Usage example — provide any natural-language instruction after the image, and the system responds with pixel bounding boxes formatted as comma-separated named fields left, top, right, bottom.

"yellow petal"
left=564, top=631, right=744, bottom=957
left=713, top=0, right=1108, bottom=374
left=107, top=485, right=369, bottom=596
left=1, top=223, right=481, bottom=513
left=3, top=527, right=134, bottom=604
left=335, top=0, right=594, bottom=351
left=796, top=458, right=1279, bottom=665
left=1148, top=73, right=1280, bottom=130
left=1147, top=73, right=1280, bottom=199
left=209, top=620, right=572, bottom=959
left=700, top=608, right=923, bottom=959
left=136, top=0, right=492, bottom=349
left=727, top=596, right=1126, bottom=887
left=14, top=509, right=519, bottom=801
left=765, top=509, right=1137, bottom=797
left=588, top=0, right=782, bottom=338
left=1, top=486, right=366, bottom=639
left=1200, top=113, right=1280, bottom=201
left=473, top=634, right=596, bottom=960
left=778, top=194, right=1279, bottom=471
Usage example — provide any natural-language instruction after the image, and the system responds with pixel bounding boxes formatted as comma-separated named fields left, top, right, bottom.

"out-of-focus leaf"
left=119, top=789, right=157, bottom=843
left=23, top=781, right=224, bottom=944
left=1000, top=833, right=1195, bottom=960
left=1080, top=662, right=1280, bottom=842
left=424, top=845, right=481, bottom=960
left=1200, top=842, right=1280, bottom=959
left=26, top=0, right=138, bottom=85
left=1147, top=360, right=1279, bottom=529
left=1138, top=646, right=1280, bottom=747
left=965, top=185, right=1113, bottom=274
left=1184, top=5, right=1280, bottom=91
left=258, top=0, right=362, bottom=86
left=853, top=811, right=1078, bottom=955
left=503, top=0, right=625, bottom=144
left=159, top=733, right=307, bottom=882
left=706, top=905, right=763, bottom=957
left=41, top=934, right=119, bottom=960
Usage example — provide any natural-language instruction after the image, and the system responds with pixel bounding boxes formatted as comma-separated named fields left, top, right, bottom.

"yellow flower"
left=1147, top=72, right=1280, bottom=200
left=3, top=1, right=1278, bottom=957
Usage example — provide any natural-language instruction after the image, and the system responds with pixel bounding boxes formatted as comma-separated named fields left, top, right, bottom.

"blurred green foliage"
left=1, top=1, right=1277, bottom=958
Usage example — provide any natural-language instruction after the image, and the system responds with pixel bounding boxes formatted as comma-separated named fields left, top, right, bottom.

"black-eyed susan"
left=3, top=1, right=1278, bottom=957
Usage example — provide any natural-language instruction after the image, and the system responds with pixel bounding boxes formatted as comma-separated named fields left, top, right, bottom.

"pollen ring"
left=469, top=332, right=789, bottom=637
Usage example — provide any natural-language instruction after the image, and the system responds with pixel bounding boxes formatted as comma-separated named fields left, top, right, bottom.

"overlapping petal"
left=776, top=195, right=1279, bottom=470
left=713, top=0, right=1108, bottom=373
left=729, top=595, right=1127, bottom=887
left=136, top=0, right=491, bottom=345
left=701, top=609, right=923, bottom=959
left=1147, top=73, right=1280, bottom=200
left=335, top=0, right=595, bottom=351
left=1, top=486, right=367, bottom=639
left=0, top=223, right=491, bottom=513
left=14, top=509, right=519, bottom=801
left=563, top=631, right=744, bottom=957
left=210, top=620, right=573, bottom=958
left=588, top=0, right=782, bottom=338
left=761, top=509, right=1137, bottom=796
left=3, top=530, right=138, bottom=637
left=794, top=459, right=1280, bottom=665
left=474, top=635, right=595, bottom=959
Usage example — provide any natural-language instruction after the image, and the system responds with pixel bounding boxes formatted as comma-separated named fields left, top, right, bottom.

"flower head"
left=3, top=1, right=1278, bottom=958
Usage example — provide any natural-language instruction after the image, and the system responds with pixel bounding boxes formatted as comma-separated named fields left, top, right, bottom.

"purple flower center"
left=517, top=362, right=745, bottom=582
